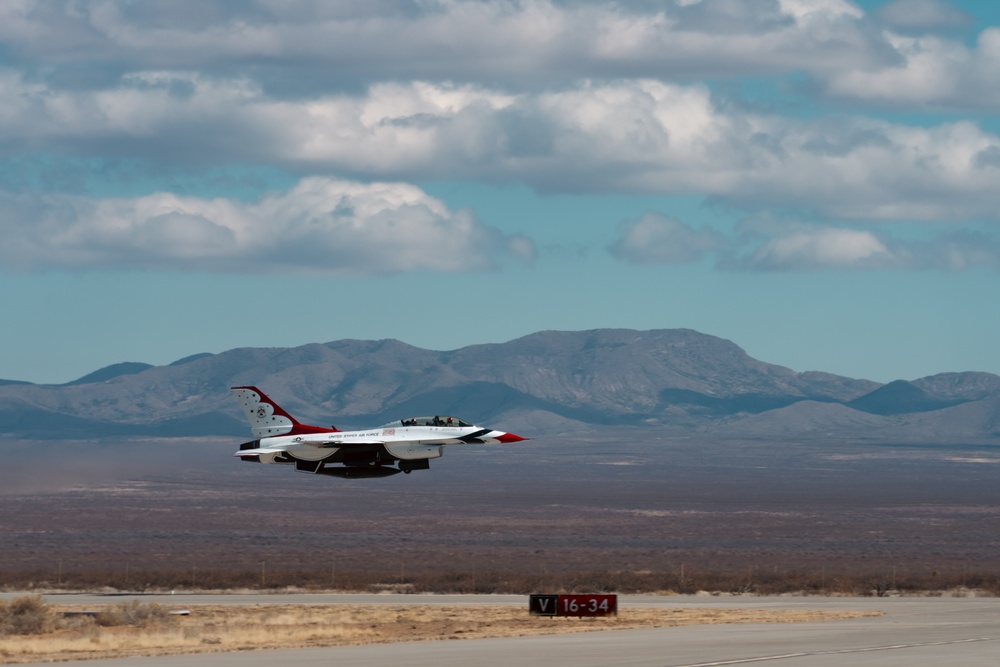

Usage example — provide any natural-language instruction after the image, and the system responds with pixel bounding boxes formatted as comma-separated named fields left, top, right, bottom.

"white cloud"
left=743, top=227, right=892, bottom=270
left=0, top=1, right=996, bottom=112
left=5, top=73, right=1000, bottom=222
left=0, top=177, right=535, bottom=273
left=1, top=2, right=1000, bottom=250
left=734, top=223, right=1000, bottom=271
left=0, top=0, right=892, bottom=86
left=878, top=0, right=971, bottom=31
left=928, top=231, right=1000, bottom=270
left=822, top=29, right=1000, bottom=109
left=611, top=214, right=1000, bottom=272
left=609, top=212, right=727, bottom=264
left=778, top=0, right=864, bottom=21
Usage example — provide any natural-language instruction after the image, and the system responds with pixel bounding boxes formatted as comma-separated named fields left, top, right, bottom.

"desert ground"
left=0, top=596, right=879, bottom=664
left=2, top=431, right=999, bottom=593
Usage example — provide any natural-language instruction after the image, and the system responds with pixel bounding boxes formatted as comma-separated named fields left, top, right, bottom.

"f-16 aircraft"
left=231, top=386, right=527, bottom=478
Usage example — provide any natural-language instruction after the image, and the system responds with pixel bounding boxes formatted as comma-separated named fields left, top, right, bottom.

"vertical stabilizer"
left=230, top=386, right=338, bottom=438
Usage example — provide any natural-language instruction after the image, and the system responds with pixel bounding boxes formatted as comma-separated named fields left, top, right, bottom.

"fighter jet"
left=231, top=386, right=527, bottom=478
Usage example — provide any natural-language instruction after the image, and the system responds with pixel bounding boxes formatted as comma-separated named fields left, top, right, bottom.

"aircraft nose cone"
left=495, top=432, right=527, bottom=443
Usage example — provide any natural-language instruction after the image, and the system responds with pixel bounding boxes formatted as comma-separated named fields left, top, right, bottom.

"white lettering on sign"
left=528, top=595, right=558, bottom=616
left=549, top=595, right=617, bottom=617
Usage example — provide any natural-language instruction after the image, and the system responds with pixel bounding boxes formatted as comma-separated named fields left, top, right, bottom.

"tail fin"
left=230, top=386, right=338, bottom=438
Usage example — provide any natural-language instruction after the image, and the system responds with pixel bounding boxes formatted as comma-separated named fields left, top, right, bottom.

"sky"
left=2, top=0, right=1000, bottom=385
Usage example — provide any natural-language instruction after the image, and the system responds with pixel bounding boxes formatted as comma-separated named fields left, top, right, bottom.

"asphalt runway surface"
left=7, top=593, right=1000, bottom=666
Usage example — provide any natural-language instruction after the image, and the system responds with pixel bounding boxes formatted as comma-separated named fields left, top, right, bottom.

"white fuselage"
left=230, top=385, right=526, bottom=476
left=252, top=424, right=509, bottom=463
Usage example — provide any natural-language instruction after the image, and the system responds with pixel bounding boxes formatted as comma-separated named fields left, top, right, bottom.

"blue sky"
left=2, top=0, right=999, bottom=384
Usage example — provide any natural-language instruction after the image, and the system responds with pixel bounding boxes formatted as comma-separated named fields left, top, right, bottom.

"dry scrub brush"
left=4, top=567, right=1000, bottom=596
left=0, top=597, right=175, bottom=637
left=95, top=600, right=176, bottom=628
left=0, top=595, right=52, bottom=635
left=0, top=603, right=879, bottom=665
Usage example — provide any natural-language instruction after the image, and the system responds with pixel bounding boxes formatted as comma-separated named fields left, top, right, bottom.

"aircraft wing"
left=313, top=440, right=385, bottom=448
left=234, top=440, right=385, bottom=457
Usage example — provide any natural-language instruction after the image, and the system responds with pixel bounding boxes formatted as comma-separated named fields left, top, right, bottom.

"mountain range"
left=2, top=328, right=999, bottom=443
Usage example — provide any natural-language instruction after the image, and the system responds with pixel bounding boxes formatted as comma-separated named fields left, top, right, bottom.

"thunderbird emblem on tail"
left=231, top=386, right=527, bottom=479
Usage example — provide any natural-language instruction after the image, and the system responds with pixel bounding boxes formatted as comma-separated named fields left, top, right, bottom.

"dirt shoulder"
left=1, top=603, right=880, bottom=664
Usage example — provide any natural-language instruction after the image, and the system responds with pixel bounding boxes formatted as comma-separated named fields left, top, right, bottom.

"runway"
left=10, top=593, right=1000, bottom=666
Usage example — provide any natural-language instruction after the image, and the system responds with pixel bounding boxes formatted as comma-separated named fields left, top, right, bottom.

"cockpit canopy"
left=382, top=416, right=473, bottom=428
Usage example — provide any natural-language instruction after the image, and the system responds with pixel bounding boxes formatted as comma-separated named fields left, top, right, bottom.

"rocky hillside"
left=1, top=329, right=998, bottom=442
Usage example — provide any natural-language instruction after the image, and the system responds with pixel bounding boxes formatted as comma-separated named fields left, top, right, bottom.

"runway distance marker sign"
left=529, top=594, right=617, bottom=617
